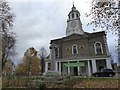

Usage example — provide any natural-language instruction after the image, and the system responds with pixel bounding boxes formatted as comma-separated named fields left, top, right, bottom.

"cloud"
left=9, top=1, right=117, bottom=64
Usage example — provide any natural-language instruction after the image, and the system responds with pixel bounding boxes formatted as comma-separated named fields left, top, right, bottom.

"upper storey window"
left=94, top=42, right=103, bottom=55
left=72, top=13, right=74, bottom=18
left=55, top=47, right=59, bottom=58
left=72, top=44, right=78, bottom=54
left=76, top=14, right=78, bottom=18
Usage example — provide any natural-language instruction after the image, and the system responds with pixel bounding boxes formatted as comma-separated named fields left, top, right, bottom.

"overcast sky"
left=8, top=0, right=118, bottom=64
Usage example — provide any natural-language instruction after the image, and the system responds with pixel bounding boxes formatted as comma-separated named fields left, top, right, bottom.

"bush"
left=39, top=82, right=46, bottom=90
left=44, top=71, right=60, bottom=77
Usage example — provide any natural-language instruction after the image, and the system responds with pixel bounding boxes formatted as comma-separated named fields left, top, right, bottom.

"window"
left=48, top=63, right=51, bottom=70
left=76, top=14, right=78, bottom=18
left=72, top=14, right=74, bottom=18
left=55, top=47, right=59, bottom=58
left=72, top=44, right=78, bottom=54
left=94, top=42, right=103, bottom=55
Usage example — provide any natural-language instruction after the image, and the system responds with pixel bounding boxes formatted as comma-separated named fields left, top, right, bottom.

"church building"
left=45, top=4, right=112, bottom=76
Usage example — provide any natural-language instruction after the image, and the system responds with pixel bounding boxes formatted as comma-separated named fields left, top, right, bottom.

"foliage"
left=0, top=0, right=16, bottom=70
left=87, top=0, right=119, bottom=34
left=2, top=76, right=119, bottom=88
left=15, top=47, right=42, bottom=76
left=2, top=59, right=15, bottom=76
left=44, top=71, right=60, bottom=77
left=39, top=82, right=46, bottom=89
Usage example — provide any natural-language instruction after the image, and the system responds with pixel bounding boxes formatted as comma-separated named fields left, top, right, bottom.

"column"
left=88, top=60, right=91, bottom=76
left=92, top=59, right=97, bottom=73
left=106, top=58, right=112, bottom=69
left=67, top=62, right=70, bottom=75
left=45, top=62, right=48, bottom=73
left=59, top=62, right=61, bottom=75
left=55, top=62, right=58, bottom=71
left=77, top=61, right=80, bottom=76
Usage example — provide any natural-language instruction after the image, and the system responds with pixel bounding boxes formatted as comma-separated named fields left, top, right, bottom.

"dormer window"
left=72, top=44, right=78, bottom=54
left=94, top=42, right=103, bottom=55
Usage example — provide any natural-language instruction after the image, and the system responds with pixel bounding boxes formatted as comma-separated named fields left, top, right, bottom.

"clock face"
left=70, top=21, right=77, bottom=27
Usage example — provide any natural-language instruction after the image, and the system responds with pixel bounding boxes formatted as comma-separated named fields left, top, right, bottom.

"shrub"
left=39, top=82, right=46, bottom=89
left=44, top=71, right=60, bottom=77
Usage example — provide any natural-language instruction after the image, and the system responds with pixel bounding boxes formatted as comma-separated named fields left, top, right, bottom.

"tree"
left=0, top=0, right=16, bottom=70
left=39, top=47, right=48, bottom=74
left=87, top=0, right=120, bottom=65
left=15, top=47, right=42, bottom=76
left=2, top=59, right=15, bottom=76
left=87, top=0, right=119, bottom=34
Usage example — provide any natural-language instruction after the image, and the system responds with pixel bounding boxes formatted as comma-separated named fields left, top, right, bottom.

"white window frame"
left=94, top=41, right=103, bottom=55
left=72, top=44, right=78, bottom=54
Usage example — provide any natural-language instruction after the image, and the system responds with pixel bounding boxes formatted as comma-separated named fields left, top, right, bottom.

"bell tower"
left=66, top=3, right=84, bottom=36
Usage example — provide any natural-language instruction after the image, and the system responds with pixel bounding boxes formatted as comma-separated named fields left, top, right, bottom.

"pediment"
left=62, top=32, right=89, bottom=41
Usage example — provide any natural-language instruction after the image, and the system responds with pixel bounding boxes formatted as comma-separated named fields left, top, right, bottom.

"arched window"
left=72, top=44, right=78, bottom=54
left=55, top=47, right=59, bottom=58
left=76, top=14, right=78, bottom=18
left=94, top=42, right=103, bottom=55
left=72, top=13, right=74, bottom=18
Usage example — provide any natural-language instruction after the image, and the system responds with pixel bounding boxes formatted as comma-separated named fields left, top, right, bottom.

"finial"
left=72, top=2, right=76, bottom=10
left=73, top=2, right=75, bottom=7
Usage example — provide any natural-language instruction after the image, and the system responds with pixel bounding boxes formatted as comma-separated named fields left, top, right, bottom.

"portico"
left=45, top=58, right=112, bottom=76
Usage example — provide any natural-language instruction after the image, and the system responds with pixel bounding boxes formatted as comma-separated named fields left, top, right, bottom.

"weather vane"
left=73, top=2, right=74, bottom=5
left=73, top=2, right=75, bottom=7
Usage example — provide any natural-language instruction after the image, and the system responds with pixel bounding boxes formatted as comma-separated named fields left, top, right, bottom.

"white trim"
left=55, top=62, right=58, bottom=71
left=92, top=59, right=97, bottom=73
left=94, top=41, right=103, bottom=55
left=88, top=60, right=91, bottom=76
left=72, top=44, right=78, bottom=54
left=45, top=62, right=48, bottom=73
left=59, top=62, right=61, bottom=75
left=77, top=61, right=80, bottom=75
left=67, top=62, right=70, bottom=75
left=55, top=57, right=110, bottom=62
left=106, top=58, right=112, bottom=69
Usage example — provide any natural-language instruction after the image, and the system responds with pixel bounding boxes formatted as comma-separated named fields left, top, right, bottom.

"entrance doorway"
left=73, top=67, right=78, bottom=76
left=98, top=66, right=104, bottom=71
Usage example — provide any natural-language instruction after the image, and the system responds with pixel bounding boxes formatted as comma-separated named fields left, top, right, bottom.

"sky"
left=7, top=0, right=118, bottom=64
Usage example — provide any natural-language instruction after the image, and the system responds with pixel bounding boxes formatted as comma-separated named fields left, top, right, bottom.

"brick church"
left=45, top=4, right=112, bottom=76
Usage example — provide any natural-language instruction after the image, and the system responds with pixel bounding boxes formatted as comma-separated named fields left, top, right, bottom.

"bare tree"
left=87, top=0, right=120, bottom=65
left=86, top=0, right=119, bottom=34
left=39, top=47, right=48, bottom=59
left=0, top=0, right=16, bottom=70
left=39, top=47, right=48, bottom=74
